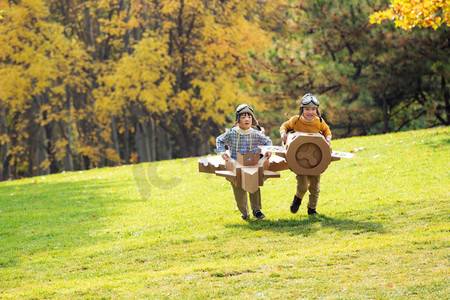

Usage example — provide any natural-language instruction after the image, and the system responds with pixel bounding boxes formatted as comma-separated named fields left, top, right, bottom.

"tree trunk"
left=81, top=155, right=90, bottom=170
left=135, top=122, right=151, bottom=162
left=44, top=118, right=58, bottom=174
left=72, top=90, right=95, bottom=170
left=197, top=139, right=208, bottom=156
left=0, top=107, right=11, bottom=180
left=131, top=103, right=152, bottom=163
left=148, top=119, right=156, bottom=161
left=442, top=76, right=449, bottom=125
left=123, top=109, right=130, bottom=163
left=32, top=95, right=50, bottom=176
left=110, top=115, right=121, bottom=165
left=63, top=137, right=74, bottom=171
left=42, top=95, right=59, bottom=174
left=179, top=132, right=192, bottom=157
left=62, top=88, right=74, bottom=171
left=37, top=121, right=50, bottom=176
left=346, top=115, right=353, bottom=137
left=84, top=7, right=95, bottom=48
left=156, top=125, right=172, bottom=160
left=382, top=97, right=389, bottom=133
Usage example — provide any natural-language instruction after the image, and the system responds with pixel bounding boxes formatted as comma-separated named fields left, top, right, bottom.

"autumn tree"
left=370, top=0, right=450, bottom=30
left=0, top=0, right=275, bottom=178
left=1, top=0, right=446, bottom=180
left=94, top=0, right=273, bottom=159
left=153, top=0, right=271, bottom=157
left=0, top=0, right=92, bottom=179
left=249, top=0, right=449, bottom=137
left=370, top=0, right=450, bottom=127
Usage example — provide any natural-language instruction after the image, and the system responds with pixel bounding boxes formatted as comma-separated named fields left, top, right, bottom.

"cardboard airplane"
left=198, top=132, right=353, bottom=193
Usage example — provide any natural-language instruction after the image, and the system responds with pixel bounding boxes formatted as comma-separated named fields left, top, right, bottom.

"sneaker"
left=307, top=208, right=319, bottom=216
left=290, top=195, right=302, bottom=214
left=241, top=214, right=250, bottom=220
left=252, top=210, right=265, bottom=220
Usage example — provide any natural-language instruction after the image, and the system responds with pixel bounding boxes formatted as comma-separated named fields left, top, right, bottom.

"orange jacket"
left=280, top=116, right=331, bottom=137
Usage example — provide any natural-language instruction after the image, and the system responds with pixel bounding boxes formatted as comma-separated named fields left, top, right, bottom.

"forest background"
left=0, top=0, right=448, bottom=180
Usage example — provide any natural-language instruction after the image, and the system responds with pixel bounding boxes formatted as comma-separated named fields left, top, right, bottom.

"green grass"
left=0, top=127, right=449, bottom=299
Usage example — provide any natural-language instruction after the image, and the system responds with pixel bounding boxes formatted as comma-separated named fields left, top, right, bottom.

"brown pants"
left=296, top=174, right=321, bottom=210
left=231, top=183, right=262, bottom=217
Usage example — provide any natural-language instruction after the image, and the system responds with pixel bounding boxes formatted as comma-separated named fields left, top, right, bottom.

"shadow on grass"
left=226, top=214, right=386, bottom=237
left=424, top=136, right=449, bottom=148
left=0, top=177, right=139, bottom=251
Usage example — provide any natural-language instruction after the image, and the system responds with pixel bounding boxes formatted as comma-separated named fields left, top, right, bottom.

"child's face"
left=238, top=113, right=252, bottom=130
left=302, top=107, right=317, bottom=121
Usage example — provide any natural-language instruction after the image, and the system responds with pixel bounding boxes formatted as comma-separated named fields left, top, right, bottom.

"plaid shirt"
left=216, top=127, right=272, bottom=160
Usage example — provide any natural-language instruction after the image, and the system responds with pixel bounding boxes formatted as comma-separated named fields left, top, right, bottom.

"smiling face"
left=302, top=107, right=317, bottom=121
left=238, top=113, right=253, bottom=130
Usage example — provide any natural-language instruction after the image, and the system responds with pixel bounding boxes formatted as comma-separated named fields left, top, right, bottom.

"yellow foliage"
left=101, top=35, right=173, bottom=118
left=160, top=0, right=182, bottom=15
left=54, top=138, right=69, bottom=161
left=100, top=126, right=112, bottom=141
left=0, top=0, right=90, bottom=117
left=0, top=0, right=277, bottom=174
left=105, top=148, right=120, bottom=163
left=39, top=159, right=51, bottom=171
left=370, top=0, right=450, bottom=30
left=78, top=146, right=101, bottom=165
left=130, top=151, right=139, bottom=163
left=0, top=133, right=10, bottom=145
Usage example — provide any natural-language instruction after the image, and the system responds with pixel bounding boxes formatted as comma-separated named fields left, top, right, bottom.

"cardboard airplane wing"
left=198, top=151, right=285, bottom=193
left=199, top=132, right=353, bottom=192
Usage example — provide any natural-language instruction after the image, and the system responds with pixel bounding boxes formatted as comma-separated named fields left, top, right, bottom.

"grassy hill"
left=0, top=127, right=448, bottom=299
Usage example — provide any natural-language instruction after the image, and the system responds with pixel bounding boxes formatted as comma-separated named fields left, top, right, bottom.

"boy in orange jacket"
left=280, top=93, right=331, bottom=216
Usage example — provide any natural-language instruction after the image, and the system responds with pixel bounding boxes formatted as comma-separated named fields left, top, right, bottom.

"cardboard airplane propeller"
left=198, top=132, right=353, bottom=193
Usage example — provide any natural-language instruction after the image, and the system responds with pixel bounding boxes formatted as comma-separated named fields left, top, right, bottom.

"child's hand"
left=264, top=152, right=272, bottom=159
left=281, top=132, right=287, bottom=143
left=222, top=153, right=231, bottom=161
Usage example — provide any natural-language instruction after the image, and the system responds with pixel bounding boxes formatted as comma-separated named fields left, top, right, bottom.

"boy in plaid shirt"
left=216, top=104, right=272, bottom=220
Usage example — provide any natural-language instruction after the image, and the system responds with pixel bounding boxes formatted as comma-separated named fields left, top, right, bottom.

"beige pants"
left=231, top=183, right=262, bottom=217
left=296, top=174, right=321, bottom=209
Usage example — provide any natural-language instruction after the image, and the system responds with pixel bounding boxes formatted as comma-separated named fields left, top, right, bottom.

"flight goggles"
left=300, top=94, right=319, bottom=108
left=236, top=104, right=254, bottom=115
